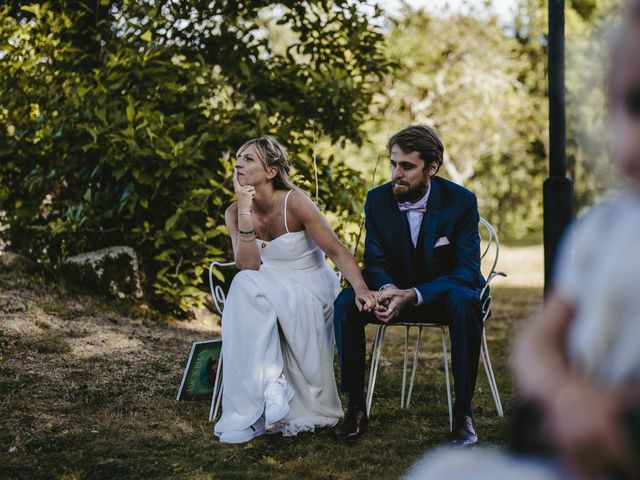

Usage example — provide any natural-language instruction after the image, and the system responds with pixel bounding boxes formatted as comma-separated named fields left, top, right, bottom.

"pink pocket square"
left=434, top=236, right=450, bottom=248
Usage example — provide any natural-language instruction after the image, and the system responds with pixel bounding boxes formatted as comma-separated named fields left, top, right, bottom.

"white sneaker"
left=264, top=377, right=294, bottom=425
left=219, top=417, right=265, bottom=444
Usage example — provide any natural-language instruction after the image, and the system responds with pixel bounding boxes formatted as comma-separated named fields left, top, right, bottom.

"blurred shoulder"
left=571, top=190, right=637, bottom=239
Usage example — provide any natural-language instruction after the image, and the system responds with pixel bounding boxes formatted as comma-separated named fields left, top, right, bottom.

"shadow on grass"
left=0, top=276, right=541, bottom=480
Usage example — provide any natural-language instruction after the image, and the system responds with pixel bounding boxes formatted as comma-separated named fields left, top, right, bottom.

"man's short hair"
left=387, top=125, right=444, bottom=172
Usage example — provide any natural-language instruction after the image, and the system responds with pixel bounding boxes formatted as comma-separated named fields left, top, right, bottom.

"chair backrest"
left=208, top=261, right=236, bottom=315
left=209, top=259, right=341, bottom=315
left=478, top=217, right=506, bottom=320
left=479, top=217, right=500, bottom=282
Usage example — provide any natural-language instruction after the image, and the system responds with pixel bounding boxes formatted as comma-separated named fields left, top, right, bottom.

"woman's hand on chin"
left=233, top=169, right=255, bottom=212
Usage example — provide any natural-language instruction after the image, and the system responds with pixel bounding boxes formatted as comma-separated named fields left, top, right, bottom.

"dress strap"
left=283, top=190, right=294, bottom=234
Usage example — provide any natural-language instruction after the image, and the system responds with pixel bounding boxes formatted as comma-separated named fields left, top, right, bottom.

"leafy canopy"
left=0, top=1, right=389, bottom=314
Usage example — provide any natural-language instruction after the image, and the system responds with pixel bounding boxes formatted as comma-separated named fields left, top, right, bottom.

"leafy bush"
left=0, top=1, right=388, bottom=314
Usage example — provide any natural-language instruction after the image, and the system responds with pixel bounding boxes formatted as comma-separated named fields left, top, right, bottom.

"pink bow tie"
left=398, top=201, right=427, bottom=213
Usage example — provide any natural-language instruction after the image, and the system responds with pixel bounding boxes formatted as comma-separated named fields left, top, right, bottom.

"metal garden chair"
left=207, top=260, right=235, bottom=422
left=365, top=217, right=506, bottom=430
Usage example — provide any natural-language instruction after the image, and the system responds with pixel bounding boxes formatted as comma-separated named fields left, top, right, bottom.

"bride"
left=213, top=135, right=378, bottom=443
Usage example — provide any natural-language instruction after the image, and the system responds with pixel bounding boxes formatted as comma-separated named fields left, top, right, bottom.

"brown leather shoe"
left=335, top=407, right=368, bottom=442
left=450, top=415, right=478, bottom=447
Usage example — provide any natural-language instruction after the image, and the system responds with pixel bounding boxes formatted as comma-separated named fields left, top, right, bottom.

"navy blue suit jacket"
left=363, top=176, right=483, bottom=305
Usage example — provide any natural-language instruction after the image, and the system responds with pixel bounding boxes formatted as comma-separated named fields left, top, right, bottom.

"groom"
left=334, top=125, right=485, bottom=445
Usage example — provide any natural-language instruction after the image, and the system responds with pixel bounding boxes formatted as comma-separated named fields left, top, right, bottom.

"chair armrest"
left=487, top=271, right=507, bottom=284
left=480, top=271, right=506, bottom=301
left=480, top=271, right=507, bottom=321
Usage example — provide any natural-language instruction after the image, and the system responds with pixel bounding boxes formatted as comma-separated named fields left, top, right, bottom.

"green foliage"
left=333, top=0, right=625, bottom=241
left=340, top=9, right=546, bottom=240
left=0, top=1, right=387, bottom=314
left=516, top=0, right=626, bottom=214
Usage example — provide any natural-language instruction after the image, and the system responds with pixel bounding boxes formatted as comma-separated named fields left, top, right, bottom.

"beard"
left=392, top=178, right=429, bottom=203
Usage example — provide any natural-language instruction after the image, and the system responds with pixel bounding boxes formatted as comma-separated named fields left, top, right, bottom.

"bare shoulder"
left=284, top=189, right=322, bottom=231
left=286, top=189, right=317, bottom=213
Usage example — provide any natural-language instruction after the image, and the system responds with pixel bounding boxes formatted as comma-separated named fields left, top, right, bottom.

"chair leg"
left=210, top=356, right=224, bottom=422
left=406, top=326, right=423, bottom=408
left=213, top=374, right=223, bottom=421
left=366, top=325, right=382, bottom=411
left=401, top=326, right=410, bottom=408
left=441, top=327, right=453, bottom=431
left=481, top=330, right=504, bottom=417
left=480, top=346, right=498, bottom=415
left=366, top=325, right=386, bottom=417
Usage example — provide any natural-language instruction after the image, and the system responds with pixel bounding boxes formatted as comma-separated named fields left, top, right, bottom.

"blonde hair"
left=236, top=136, right=296, bottom=191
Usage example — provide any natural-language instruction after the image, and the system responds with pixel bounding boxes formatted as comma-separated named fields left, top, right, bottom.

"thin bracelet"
left=238, top=210, right=252, bottom=215
left=238, top=229, right=255, bottom=235
left=238, top=235, right=256, bottom=243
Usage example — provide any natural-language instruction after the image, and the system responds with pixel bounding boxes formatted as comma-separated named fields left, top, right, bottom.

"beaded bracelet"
left=238, top=228, right=256, bottom=243
left=238, top=233, right=256, bottom=242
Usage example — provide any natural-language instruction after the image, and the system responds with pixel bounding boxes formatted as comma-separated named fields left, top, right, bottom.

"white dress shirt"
left=406, top=186, right=431, bottom=247
left=382, top=185, right=431, bottom=306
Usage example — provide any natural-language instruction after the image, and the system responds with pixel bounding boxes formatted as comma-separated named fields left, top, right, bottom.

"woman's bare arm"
left=287, top=191, right=377, bottom=312
left=225, top=199, right=260, bottom=271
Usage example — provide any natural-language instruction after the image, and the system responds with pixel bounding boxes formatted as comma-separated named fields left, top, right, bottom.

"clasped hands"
left=354, top=285, right=417, bottom=322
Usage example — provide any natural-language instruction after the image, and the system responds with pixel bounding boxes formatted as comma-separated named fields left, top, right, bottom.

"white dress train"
left=214, top=191, right=343, bottom=438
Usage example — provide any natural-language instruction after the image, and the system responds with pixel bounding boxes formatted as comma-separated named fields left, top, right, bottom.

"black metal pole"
left=544, top=0, right=574, bottom=292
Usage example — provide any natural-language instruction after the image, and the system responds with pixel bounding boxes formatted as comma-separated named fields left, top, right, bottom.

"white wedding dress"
left=213, top=190, right=343, bottom=439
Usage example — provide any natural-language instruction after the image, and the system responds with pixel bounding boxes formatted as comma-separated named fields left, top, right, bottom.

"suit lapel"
left=422, top=179, right=442, bottom=276
left=388, top=188, right=413, bottom=275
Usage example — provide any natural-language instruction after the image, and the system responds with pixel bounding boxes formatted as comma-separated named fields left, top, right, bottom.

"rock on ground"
left=61, top=246, right=143, bottom=299
left=0, top=251, right=39, bottom=273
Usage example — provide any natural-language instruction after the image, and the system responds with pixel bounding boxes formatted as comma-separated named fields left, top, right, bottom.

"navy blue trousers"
left=334, top=286, right=484, bottom=417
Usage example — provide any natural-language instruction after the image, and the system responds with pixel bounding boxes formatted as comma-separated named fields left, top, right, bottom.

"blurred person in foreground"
left=405, top=2, right=640, bottom=478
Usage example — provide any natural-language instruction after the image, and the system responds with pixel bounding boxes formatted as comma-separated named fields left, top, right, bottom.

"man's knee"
left=444, top=287, right=480, bottom=318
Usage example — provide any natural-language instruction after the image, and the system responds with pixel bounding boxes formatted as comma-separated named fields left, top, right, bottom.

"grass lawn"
left=0, top=246, right=543, bottom=479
